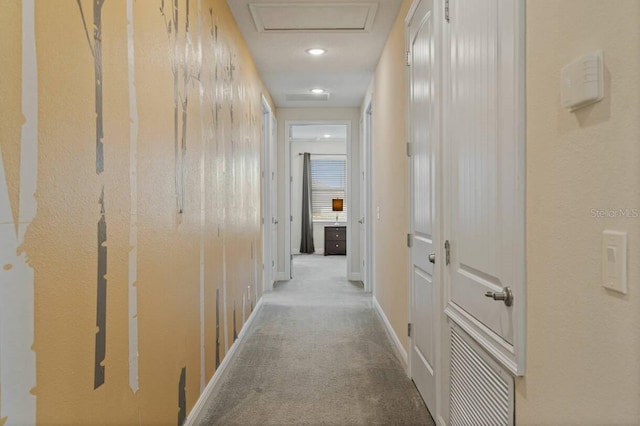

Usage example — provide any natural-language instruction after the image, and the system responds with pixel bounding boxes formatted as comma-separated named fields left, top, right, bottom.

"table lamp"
left=332, top=198, right=343, bottom=225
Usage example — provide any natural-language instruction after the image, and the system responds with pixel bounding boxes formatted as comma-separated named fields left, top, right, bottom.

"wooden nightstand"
left=324, top=226, right=346, bottom=255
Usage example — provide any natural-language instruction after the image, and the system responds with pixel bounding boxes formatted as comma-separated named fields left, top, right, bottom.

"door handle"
left=358, top=217, right=365, bottom=224
left=484, top=287, right=513, bottom=307
left=428, top=253, right=435, bottom=264
left=273, top=218, right=279, bottom=224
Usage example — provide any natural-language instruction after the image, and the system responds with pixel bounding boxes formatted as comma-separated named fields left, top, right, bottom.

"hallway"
left=1, top=1, right=639, bottom=424
left=196, top=255, right=434, bottom=425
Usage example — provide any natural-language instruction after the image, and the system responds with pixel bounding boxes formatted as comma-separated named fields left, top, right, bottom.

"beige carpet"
left=196, top=254, right=434, bottom=425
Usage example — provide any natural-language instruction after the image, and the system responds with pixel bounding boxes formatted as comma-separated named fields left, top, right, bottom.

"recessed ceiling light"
left=311, top=88, right=325, bottom=94
left=306, top=48, right=327, bottom=56
left=323, top=134, right=331, bottom=138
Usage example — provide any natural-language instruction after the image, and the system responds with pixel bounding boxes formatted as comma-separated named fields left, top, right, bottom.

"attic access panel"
left=249, top=2, right=379, bottom=32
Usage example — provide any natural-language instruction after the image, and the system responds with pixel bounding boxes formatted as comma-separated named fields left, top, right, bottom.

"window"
left=311, top=157, right=347, bottom=222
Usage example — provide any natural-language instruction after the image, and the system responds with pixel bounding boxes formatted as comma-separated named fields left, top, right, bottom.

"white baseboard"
left=372, top=296, right=408, bottom=370
left=185, top=297, right=265, bottom=426
left=348, top=272, right=362, bottom=282
left=276, top=272, right=289, bottom=281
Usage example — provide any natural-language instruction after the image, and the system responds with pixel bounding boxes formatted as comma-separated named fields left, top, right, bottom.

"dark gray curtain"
left=300, top=153, right=315, bottom=253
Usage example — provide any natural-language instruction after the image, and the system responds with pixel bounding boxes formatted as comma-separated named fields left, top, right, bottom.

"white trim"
left=184, top=298, right=265, bottom=426
left=261, top=95, right=274, bottom=292
left=284, top=120, right=352, bottom=282
left=513, top=0, right=527, bottom=377
left=359, top=99, right=374, bottom=293
left=372, top=297, right=408, bottom=372
left=270, top=114, right=278, bottom=287
left=445, top=303, right=519, bottom=376
left=440, top=2, right=454, bottom=423
left=348, top=272, right=361, bottom=282
left=433, top=0, right=448, bottom=420
left=345, top=123, right=353, bottom=281
left=284, top=120, right=292, bottom=280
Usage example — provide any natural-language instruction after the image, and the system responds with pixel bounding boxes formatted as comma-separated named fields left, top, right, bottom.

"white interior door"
left=444, top=0, right=525, bottom=375
left=408, top=0, right=437, bottom=414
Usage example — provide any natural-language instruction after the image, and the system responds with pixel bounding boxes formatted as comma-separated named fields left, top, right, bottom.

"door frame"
left=360, top=101, right=374, bottom=293
left=284, top=120, right=352, bottom=279
left=261, top=95, right=275, bottom=292
left=405, top=0, right=446, bottom=424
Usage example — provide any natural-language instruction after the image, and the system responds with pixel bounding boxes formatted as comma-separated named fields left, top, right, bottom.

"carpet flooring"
left=196, top=254, right=435, bottom=426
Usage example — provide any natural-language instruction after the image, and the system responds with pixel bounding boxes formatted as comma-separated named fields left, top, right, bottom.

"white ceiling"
left=290, top=124, right=348, bottom=140
left=226, top=0, right=404, bottom=108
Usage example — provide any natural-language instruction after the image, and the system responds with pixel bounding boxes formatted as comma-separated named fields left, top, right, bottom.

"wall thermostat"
left=560, top=51, right=604, bottom=111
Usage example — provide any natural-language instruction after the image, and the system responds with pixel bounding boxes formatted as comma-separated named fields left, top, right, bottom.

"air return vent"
left=450, top=326, right=514, bottom=426
left=285, top=93, right=330, bottom=102
left=249, top=3, right=378, bottom=33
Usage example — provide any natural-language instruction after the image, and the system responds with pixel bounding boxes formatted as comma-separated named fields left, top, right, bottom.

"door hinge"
left=290, top=215, right=293, bottom=222
left=407, top=233, right=413, bottom=248
left=406, top=142, right=413, bottom=157
left=445, top=240, right=451, bottom=265
left=445, top=0, right=450, bottom=22
left=261, top=171, right=265, bottom=178
left=408, top=323, right=412, bottom=337
left=406, top=50, right=412, bottom=67
left=290, top=176, right=293, bottom=183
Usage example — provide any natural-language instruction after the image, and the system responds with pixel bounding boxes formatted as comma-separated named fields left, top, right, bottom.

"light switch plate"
left=602, top=230, right=627, bottom=294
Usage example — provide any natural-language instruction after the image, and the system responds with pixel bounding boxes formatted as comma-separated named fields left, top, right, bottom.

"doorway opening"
left=285, top=121, right=352, bottom=280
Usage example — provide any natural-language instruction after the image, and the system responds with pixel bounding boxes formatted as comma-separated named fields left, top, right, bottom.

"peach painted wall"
left=517, top=1, right=640, bottom=424
left=369, top=0, right=413, bottom=354
left=0, top=1, right=270, bottom=424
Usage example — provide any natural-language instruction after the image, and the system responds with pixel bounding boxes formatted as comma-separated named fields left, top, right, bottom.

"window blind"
left=311, top=157, right=347, bottom=222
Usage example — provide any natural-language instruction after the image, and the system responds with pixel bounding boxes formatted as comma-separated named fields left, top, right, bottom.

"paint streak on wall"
left=126, top=0, right=140, bottom=394
left=94, top=187, right=108, bottom=389
left=0, top=1, right=38, bottom=424
left=0, top=1, right=270, bottom=424
left=178, top=366, right=186, bottom=425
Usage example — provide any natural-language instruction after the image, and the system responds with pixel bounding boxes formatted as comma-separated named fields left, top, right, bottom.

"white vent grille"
left=450, top=327, right=513, bottom=426
left=249, top=2, right=378, bottom=33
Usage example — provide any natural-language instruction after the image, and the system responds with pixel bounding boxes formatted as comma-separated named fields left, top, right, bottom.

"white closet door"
left=408, top=0, right=437, bottom=414
left=445, top=0, right=525, bottom=375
